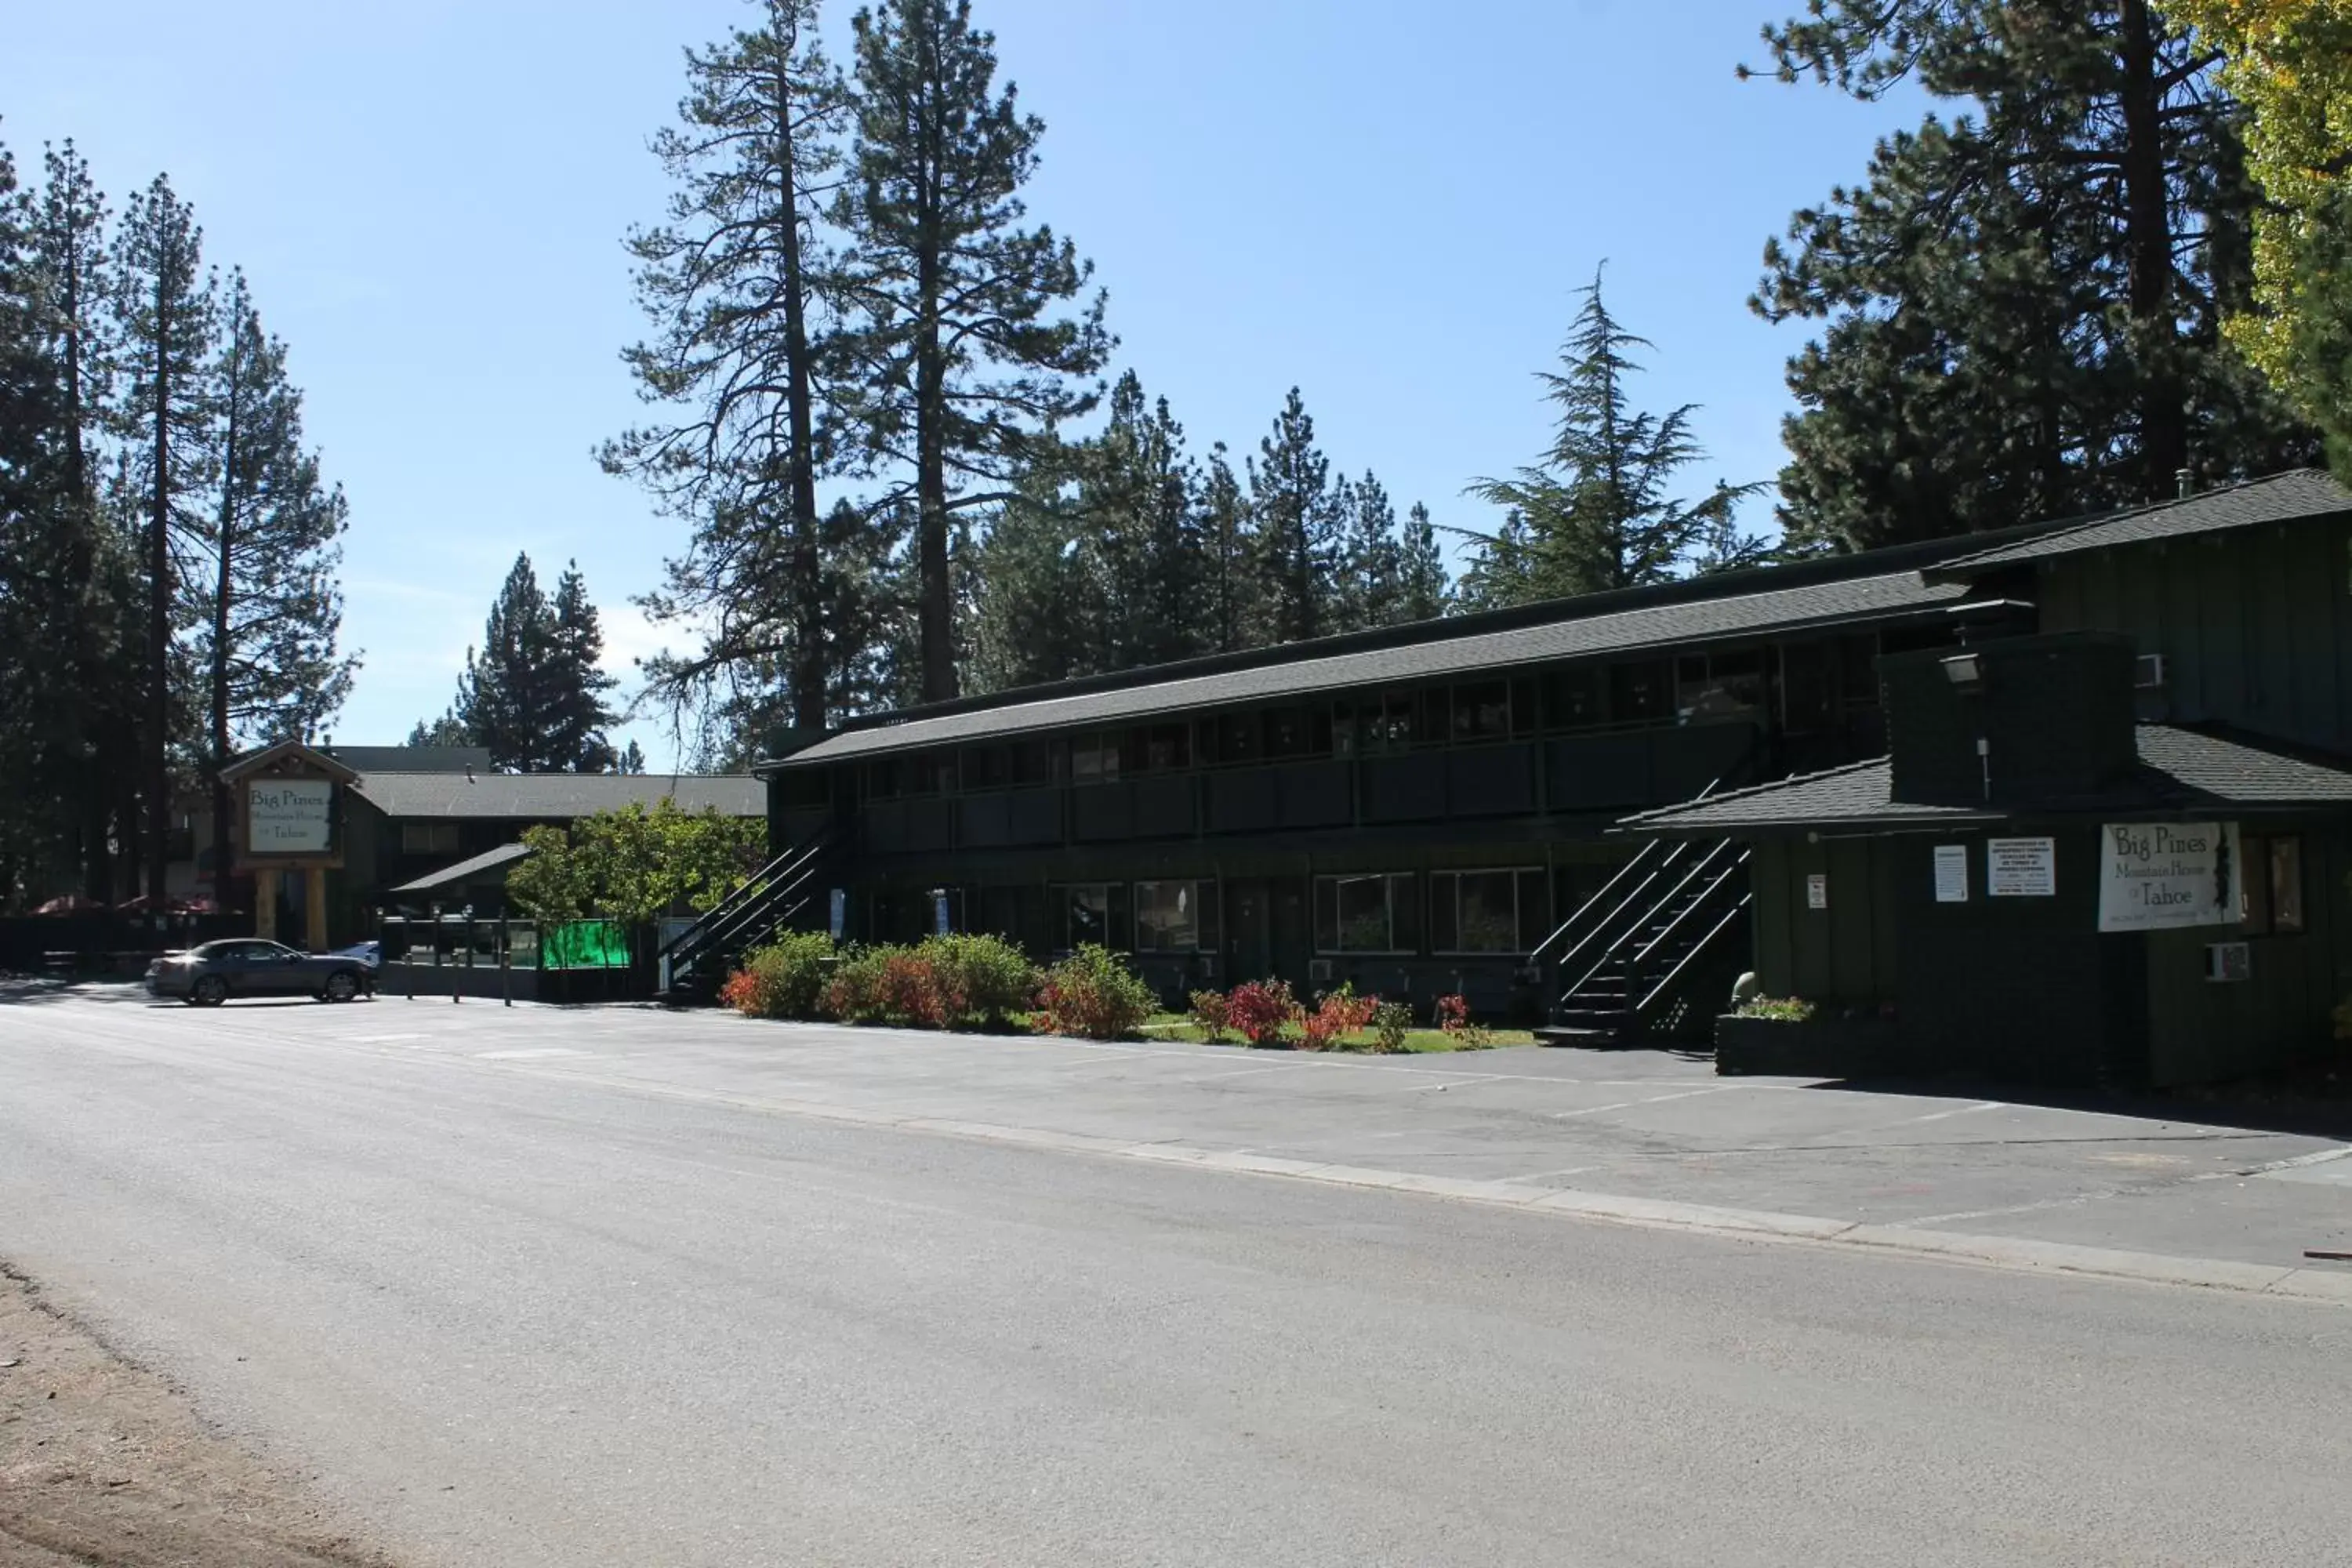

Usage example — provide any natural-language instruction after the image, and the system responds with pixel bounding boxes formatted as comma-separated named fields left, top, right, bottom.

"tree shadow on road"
left=1802, top=1067, right=2352, bottom=1144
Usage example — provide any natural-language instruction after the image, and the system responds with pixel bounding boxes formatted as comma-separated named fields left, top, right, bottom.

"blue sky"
left=2, top=0, right=1922, bottom=767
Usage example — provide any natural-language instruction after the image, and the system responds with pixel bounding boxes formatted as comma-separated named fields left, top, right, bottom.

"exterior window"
left=960, top=746, right=1004, bottom=791
left=866, top=758, right=898, bottom=801
left=1139, top=723, right=1190, bottom=772
left=2270, top=837, right=2305, bottom=934
left=1345, top=691, right=1417, bottom=754
left=1008, top=739, right=1051, bottom=787
left=1264, top=706, right=1329, bottom=759
left=1430, top=869, right=1548, bottom=953
left=1451, top=680, right=1510, bottom=741
left=1135, top=880, right=1219, bottom=952
left=401, top=822, right=459, bottom=856
left=1421, top=687, right=1452, bottom=744
left=1055, top=884, right=1130, bottom=949
left=1677, top=651, right=1766, bottom=720
left=1072, top=732, right=1120, bottom=785
left=1610, top=660, right=1671, bottom=722
left=1544, top=667, right=1606, bottom=730
left=1313, top=873, right=1418, bottom=954
left=1219, top=713, right=1261, bottom=764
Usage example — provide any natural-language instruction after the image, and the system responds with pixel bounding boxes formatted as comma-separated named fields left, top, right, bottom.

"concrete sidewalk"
left=24, top=984, right=2352, bottom=1300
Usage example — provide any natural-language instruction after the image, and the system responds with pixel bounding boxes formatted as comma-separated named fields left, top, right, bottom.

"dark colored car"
left=331, top=939, right=382, bottom=971
left=145, top=938, right=372, bottom=1007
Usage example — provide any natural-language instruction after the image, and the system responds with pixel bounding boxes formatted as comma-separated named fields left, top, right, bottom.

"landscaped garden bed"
left=1714, top=996, right=1901, bottom=1077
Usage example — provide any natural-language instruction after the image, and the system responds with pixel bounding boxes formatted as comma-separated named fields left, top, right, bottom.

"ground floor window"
left=2244, top=835, right=2306, bottom=935
left=1135, top=880, right=1218, bottom=953
left=1429, top=868, right=1548, bottom=953
left=1054, top=883, right=1130, bottom=951
left=1313, top=873, right=1418, bottom=953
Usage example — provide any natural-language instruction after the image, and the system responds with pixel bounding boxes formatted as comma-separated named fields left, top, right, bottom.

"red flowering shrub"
left=1434, top=993, right=1494, bottom=1049
left=720, top=932, right=835, bottom=1020
left=1300, top=986, right=1381, bottom=1050
left=1225, top=979, right=1302, bottom=1046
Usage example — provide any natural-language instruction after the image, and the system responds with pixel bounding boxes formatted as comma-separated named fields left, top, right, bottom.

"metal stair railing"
left=1557, top=838, right=1738, bottom=1006
left=1633, top=891, right=1754, bottom=1025
left=658, top=827, right=832, bottom=993
left=1530, top=774, right=1731, bottom=967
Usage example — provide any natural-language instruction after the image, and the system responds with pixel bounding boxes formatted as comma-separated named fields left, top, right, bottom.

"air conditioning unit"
left=2204, top=942, right=2250, bottom=983
left=1308, top=958, right=1334, bottom=987
left=2135, top=653, right=2169, bottom=690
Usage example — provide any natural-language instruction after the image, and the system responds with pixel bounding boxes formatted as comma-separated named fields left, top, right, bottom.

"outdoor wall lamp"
left=1940, top=651, right=1987, bottom=692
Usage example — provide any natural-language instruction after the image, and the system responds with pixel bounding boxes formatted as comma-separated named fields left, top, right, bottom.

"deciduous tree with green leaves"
left=1465, top=270, right=1759, bottom=606
left=2162, top=0, right=2352, bottom=475
left=505, top=800, right=766, bottom=924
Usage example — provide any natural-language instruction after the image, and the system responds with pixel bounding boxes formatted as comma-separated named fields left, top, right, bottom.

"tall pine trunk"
left=2118, top=0, right=2187, bottom=496
left=771, top=43, right=828, bottom=734
left=59, top=226, right=111, bottom=904
left=209, top=326, right=242, bottom=912
left=144, top=266, right=175, bottom=906
left=916, top=228, right=956, bottom=702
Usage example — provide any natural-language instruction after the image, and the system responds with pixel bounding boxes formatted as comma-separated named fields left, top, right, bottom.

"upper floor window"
left=1451, top=680, right=1511, bottom=742
left=1610, top=660, right=1673, bottom=722
left=401, top=822, right=460, bottom=856
left=1071, top=732, right=1121, bottom=786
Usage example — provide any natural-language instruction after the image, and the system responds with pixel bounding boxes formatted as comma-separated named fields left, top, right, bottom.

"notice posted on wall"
left=1806, top=873, right=1828, bottom=910
left=1933, top=844, right=1969, bottom=902
left=247, top=779, right=332, bottom=855
left=2096, top=822, right=2241, bottom=932
left=1987, top=837, right=2056, bottom=897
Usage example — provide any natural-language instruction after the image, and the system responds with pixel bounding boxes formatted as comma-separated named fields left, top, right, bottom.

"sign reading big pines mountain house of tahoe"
left=247, top=779, right=332, bottom=855
left=2096, top=822, right=2241, bottom=933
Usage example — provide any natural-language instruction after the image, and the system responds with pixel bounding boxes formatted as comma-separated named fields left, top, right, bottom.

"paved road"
left=4, top=989, right=2350, bottom=1566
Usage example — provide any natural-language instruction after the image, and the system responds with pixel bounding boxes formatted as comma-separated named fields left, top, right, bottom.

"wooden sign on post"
left=219, top=741, right=359, bottom=952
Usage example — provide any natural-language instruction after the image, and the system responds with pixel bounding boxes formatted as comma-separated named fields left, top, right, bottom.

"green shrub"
left=821, top=944, right=895, bottom=1024
left=1189, top=989, right=1232, bottom=1044
left=924, top=933, right=1038, bottom=1029
left=1036, top=945, right=1157, bottom=1040
left=1733, top=995, right=1817, bottom=1022
left=1370, top=1000, right=1414, bottom=1054
left=719, top=931, right=835, bottom=1020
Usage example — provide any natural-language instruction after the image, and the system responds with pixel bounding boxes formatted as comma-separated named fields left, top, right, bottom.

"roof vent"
left=2176, top=466, right=2195, bottom=499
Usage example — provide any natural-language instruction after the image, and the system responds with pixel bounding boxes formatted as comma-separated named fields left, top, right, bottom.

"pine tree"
left=545, top=561, right=619, bottom=773
left=453, top=554, right=556, bottom=772
left=1335, top=470, right=1405, bottom=630
left=969, top=458, right=1095, bottom=690
left=1398, top=502, right=1450, bottom=623
left=615, top=739, right=648, bottom=775
left=114, top=173, right=216, bottom=901
left=1197, top=444, right=1253, bottom=655
left=610, top=0, right=848, bottom=736
left=1748, top=0, right=2320, bottom=548
left=200, top=270, right=355, bottom=902
left=1247, top=388, right=1338, bottom=644
left=449, top=555, right=621, bottom=773
left=833, top=0, right=1111, bottom=702
left=405, top=714, right=472, bottom=748
left=1468, top=272, right=1758, bottom=606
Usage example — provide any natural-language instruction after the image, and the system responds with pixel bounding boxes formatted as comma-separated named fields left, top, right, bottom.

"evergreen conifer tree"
left=1398, top=502, right=1450, bottom=623
left=1247, top=388, right=1338, bottom=643
left=1336, top=470, right=1404, bottom=630
left=1468, top=272, right=1758, bottom=606
left=1197, top=445, right=1253, bottom=655
left=546, top=562, right=620, bottom=773
left=114, top=173, right=216, bottom=900
left=611, top=0, right=849, bottom=736
left=833, top=0, right=1110, bottom=702
left=450, top=554, right=620, bottom=773
left=1748, top=0, right=2319, bottom=547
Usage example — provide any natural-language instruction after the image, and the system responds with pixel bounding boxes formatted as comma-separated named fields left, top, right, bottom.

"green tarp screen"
left=543, top=920, right=631, bottom=971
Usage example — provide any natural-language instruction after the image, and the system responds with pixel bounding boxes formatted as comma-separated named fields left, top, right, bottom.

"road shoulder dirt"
left=0, top=1262, right=397, bottom=1568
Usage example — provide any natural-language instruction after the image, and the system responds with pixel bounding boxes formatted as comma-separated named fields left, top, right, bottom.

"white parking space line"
left=1550, top=1087, right=1738, bottom=1120
left=474, top=1047, right=589, bottom=1061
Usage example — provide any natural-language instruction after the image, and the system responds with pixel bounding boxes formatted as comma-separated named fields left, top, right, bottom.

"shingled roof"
left=777, top=568, right=2009, bottom=767
left=1929, top=468, right=2352, bottom=577
left=1620, top=724, right=2352, bottom=837
left=350, top=771, right=765, bottom=820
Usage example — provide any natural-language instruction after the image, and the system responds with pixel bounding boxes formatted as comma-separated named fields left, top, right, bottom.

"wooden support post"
left=304, top=865, right=328, bottom=953
left=254, top=868, right=280, bottom=942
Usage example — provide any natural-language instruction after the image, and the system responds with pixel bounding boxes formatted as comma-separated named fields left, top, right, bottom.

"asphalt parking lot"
left=19, top=980, right=2349, bottom=1283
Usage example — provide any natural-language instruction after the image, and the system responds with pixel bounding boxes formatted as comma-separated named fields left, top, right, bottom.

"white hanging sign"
left=1987, top=837, right=2056, bottom=898
left=1933, top=844, right=1969, bottom=903
left=1806, top=873, right=1828, bottom=910
left=2096, top=822, right=2241, bottom=932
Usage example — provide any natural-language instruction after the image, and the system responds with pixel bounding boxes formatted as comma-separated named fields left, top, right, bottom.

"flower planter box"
left=1715, top=1012, right=1901, bottom=1079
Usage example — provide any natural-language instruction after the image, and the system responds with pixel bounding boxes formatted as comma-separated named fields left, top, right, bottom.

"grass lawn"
left=1134, top=1014, right=1534, bottom=1053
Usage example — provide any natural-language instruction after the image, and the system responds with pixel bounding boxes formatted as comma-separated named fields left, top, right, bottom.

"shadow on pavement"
left=1805, top=1068, right=2352, bottom=1143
